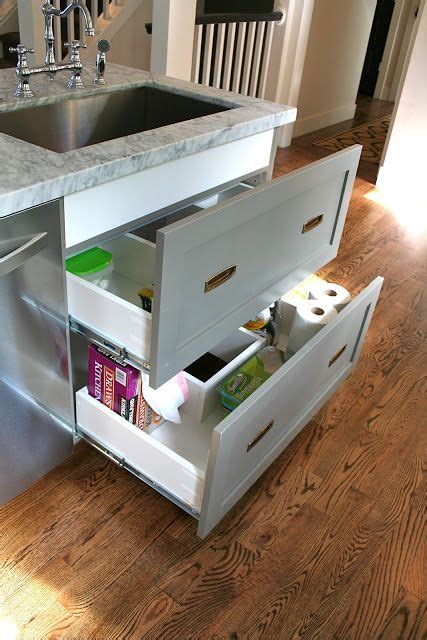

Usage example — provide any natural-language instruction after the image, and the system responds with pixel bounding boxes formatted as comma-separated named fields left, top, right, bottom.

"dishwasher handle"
left=0, top=232, right=48, bottom=277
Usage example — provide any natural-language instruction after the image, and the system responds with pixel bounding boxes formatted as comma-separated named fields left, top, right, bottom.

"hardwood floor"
left=286, top=94, right=395, bottom=184
left=1, top=101, right=425, bottom=639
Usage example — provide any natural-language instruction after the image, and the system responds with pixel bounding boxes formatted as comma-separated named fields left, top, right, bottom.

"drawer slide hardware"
left=247, top=419, right=275, bottom=452
left=69, top=318, right=150, bottom=371
left=76, top=428, right=200, bottom=519
left=329, top=344, right=347, bottom=367
left=204, top=265, right=237, bottom=293
left=302, top=214, right=324, bottom=234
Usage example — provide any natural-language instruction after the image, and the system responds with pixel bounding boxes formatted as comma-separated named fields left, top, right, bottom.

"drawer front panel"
left=151, top=146, right=361, bottom=387
left=197, top=277, right=383, bottom=537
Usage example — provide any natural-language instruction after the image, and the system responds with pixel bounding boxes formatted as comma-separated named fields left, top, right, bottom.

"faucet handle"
left=64, top=40, right=87, bottom=62
left=9, top=44, right=35, bottom=60
left=9, top=45, right=35, bottom=98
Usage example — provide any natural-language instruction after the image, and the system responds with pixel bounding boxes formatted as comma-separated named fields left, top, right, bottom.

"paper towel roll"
left=287, top=301, right=337, bottom=355
left=308, top=281, right=351, bottom=312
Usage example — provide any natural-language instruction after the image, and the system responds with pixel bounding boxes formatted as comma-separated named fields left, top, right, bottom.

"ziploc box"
left=88, top=345, right=140, bottom=423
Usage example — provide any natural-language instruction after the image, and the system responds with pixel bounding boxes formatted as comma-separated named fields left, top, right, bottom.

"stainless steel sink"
left=0, top=87, right=231, bottom=153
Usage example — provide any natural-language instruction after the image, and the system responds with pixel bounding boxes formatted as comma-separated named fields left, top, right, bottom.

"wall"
left=0, top=0, right=18, bottom=36
left=377, top=0, right=427, bottom=219
left=375, top=0, right=419, bottom=101
left=265, top=0, right=315, bottom=147
left=293, top=0, right=376, bottom=138
left=106, top=0, right=152, bottom=71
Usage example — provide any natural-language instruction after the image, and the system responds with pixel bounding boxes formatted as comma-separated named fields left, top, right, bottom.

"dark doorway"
left=359, top=0, right=395, bottom=96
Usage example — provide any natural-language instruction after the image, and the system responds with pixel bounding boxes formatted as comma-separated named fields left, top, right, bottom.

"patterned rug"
left=313, top=115, right=391, bottom=164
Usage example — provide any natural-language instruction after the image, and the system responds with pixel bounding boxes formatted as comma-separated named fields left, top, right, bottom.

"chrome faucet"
left=9, top=1, right=96, bottom=98
left=41, top=1, right=95, bottom=68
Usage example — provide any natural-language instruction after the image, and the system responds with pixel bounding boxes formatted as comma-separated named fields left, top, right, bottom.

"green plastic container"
left=66, top=247, right=113, bottom=289
left=66, top=247, right=112, bottom=276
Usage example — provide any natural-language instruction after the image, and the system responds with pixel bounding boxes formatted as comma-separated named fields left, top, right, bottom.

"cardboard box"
left=88, top=345, right=162, bottom=430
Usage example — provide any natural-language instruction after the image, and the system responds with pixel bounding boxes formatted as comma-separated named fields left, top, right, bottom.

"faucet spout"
left=58, top=1, right=95, bottom=36
left=74, top=1, right=96, bottom=37
left=42, top=1, right=95, bottom=67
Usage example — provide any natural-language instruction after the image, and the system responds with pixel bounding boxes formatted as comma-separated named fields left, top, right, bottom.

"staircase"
left=0, top=0, right=18, bottom=67
left=49, top=0, right=142, bottom=61
left=15, top=0, right=150, bottom=68
left=0, top=31, right=18, bottom=68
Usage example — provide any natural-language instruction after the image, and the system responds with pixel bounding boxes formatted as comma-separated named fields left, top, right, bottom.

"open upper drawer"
left=67, top=145, right=361, bottom=387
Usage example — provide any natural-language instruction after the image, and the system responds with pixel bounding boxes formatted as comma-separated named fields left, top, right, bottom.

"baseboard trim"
left=292, top=103, right=357, bottom=138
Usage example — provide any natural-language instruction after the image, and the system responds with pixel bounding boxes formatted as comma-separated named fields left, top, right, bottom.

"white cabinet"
left=67, top=134, right=383, bottom=538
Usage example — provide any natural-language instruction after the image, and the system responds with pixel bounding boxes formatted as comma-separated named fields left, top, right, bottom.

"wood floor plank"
left=20, top=601, right=76, bottom=640
left=365, top=351, right=426, bottom=440
left=402, top=530, right=426, bottom=602
left=410, top=474, right=426, bottom=516
left=1, top=558, right=76, bottom=631
left=237, top=465, right=322, bottom=553
left=61, top=536, right=184, bottom=640
left=58, top=491, right=178, bottom=613
left=1, top=463, right=145, bottom=603
left=94, top=589, right=179, bottom=640
left=374, top=588, right=427, bottom=640
left=335, top=507, right=425, bottom=639
left=148, top=503, right=330, bottom=640
left=310, top=428, right=387, bottom=515
left=0, top=443, right=97, bottom=529
left=204, top=488, right=377, bottom=639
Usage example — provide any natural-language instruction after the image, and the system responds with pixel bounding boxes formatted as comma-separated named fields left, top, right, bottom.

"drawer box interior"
left=67, top=234, right=156, bottom=365
left=183, top=327, right=266, bottom=422
left=76, top=386, right=219, bottom=512
left=75, top=326, right=264, bottom=511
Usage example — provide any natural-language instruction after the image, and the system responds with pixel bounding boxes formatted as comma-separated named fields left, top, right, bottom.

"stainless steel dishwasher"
left=0, top=200, right=73, bottom=504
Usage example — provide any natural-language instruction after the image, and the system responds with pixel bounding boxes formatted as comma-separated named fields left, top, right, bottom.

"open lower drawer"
left=68, top=145, right=361, bottom=388
left=76, top=276, right=382, bottom=538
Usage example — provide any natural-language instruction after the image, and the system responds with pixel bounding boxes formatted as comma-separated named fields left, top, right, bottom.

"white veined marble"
left=0, top=63, right=296, bottom=217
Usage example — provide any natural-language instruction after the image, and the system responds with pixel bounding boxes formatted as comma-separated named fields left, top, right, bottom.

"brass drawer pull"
left=247, top=419, right=275, bottom=452
left=329, top=344, right=347, bottom=367
left=204, top=264, right=237, bottom=293
left=302, top=214, right=324, bottom=234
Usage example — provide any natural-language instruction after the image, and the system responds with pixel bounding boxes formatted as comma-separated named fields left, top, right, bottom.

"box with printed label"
left=88, top=344, right=140, bottom=423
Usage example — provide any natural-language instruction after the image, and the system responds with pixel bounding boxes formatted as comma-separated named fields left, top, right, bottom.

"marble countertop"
left=0, top=63, right=296, bottom=218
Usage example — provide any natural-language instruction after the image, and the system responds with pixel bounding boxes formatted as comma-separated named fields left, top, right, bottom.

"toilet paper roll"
left=278, top=275, right=327, bottom=335
left=308, top=281, right=351, bottom=312
left=287, top=301, right=337, bottom=355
